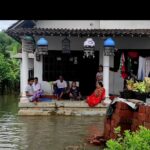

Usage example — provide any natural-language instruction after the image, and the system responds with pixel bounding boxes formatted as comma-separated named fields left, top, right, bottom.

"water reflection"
left=0, top=95, right=104, bottom=150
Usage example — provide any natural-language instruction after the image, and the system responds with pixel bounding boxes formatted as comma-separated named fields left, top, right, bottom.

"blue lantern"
left=103, top=38, right=115, bottom=56
left=22, top=35, right=35, bottom=53
left=37, top=37, right=48, bottom=55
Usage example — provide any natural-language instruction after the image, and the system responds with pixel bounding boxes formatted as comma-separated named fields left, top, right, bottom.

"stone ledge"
left=18, top=100, right=107, bottom=116
left=18, top=109, right=53, bottom=115
left=19, top=101, right=56, bottom=108
left=19, top=100, right=107, bottom=108
left=56, top=101, right=106, bottom=108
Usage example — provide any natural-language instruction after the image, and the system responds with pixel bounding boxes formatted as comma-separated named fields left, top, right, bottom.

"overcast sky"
left=0, top=20, right=17, bottom=31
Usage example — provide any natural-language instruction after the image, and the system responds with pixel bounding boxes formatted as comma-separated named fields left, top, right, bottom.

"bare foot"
left=101, top=101, right=106, bottom=106
left=33, top=101, right=38, bottom=105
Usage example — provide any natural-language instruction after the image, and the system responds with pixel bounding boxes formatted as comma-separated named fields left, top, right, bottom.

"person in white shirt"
left=53, top=75, right=67, bottom=100
left=96, top=65, right=103, bottom=83
left=32, top=77, right=44, bottom=99
left=33, top=77, right=41, bottom=92
left=25, top=78, right=34, bottom=102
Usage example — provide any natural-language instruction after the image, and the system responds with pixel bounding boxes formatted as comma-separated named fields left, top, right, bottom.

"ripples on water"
left=0, top=95, right=104, bottom=150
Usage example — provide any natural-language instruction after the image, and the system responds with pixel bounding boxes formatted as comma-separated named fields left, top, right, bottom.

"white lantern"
left=83, top=38, right=95, bottom=58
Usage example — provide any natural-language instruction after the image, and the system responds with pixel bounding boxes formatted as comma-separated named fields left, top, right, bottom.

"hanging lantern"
left=83, top=38, right=95, bottom=58
left=103, top=38, right=115, bottom=56
left=62, top=37, right=70, bottom=54
left=37, top=37, right=48, bottom=55
left=22, top=35, right=35, bottom=53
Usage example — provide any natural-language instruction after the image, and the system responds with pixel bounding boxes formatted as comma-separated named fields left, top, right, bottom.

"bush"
left=104, top=126, right=150, bottom=150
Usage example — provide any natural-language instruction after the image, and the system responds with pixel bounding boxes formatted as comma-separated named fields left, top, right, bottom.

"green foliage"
left=0, top=53, right=10, bottom=82
left=0, top=31, right=21, bottom=94
left=0, top=32, right=20, bottom=56
left=104, top=126, right=150, bottom=150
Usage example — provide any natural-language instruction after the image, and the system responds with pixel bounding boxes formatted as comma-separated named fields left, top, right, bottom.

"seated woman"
left=69, top=81, right=81, bottom=100
left=86, top=81, right=106, bottom=107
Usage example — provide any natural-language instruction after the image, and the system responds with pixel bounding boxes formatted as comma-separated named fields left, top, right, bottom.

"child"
left=86, top=81, right=106, bottom=107
left=96, top=65, right=103, bottom=83
left=25, top=78, right=39, bottom=104
left=25, top=78, right=34, bottom=101
left=69, top=81, right=81, bottom=100
left=32, top=77, right=44, bottom=100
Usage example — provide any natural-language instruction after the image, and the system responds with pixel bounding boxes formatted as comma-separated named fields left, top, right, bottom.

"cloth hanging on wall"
left=145, top=57, right=150, bottom=77
left=120, top=52, right=128, bottom=79
left=127, top=57, right=138, bottom=76
left=138, top=56, right=150, bottom=81
left=138, top=56, right=146, bottom=81
left=127, top=51, right=139, bottom=59
left=110, top=50, right=121, bottom=72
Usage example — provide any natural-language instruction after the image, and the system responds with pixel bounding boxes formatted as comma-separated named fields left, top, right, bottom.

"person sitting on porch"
left=86, top=81, right=106, bottom=107
left=25, top=78, right=36, bottom=102
left=53, top=75, right=67, bottom=100
left=61, top=81, right=70, bottom=99
left=96, top=65, right=103, bottom=83
left=69, top=81, right=81, bottom=100
left=32, top=77, right=44, bottom=100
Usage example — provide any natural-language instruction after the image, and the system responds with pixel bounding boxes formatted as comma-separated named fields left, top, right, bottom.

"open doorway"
left=43, top=51, right=99, bottom=96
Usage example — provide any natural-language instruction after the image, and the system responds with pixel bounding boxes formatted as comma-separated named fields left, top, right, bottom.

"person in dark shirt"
left=69, top=81, right=81, bottom=100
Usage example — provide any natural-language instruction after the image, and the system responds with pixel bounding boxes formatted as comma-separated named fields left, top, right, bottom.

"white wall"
left=20, top=58, right=34, bottom=94
left=115, top=37, right=150, bottom=49
left=36, top=20, right=100, bottom=29
left=33, top=35, right=150, bottom=95
left=100, top=20, right=150, bottom=29
left=36, top=20, right=150, bottom=29
left=34, top=54, right=43, bottom=83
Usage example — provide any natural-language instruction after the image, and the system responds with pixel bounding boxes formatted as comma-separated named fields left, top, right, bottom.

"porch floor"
left=18, top=100, right=107, bottom=116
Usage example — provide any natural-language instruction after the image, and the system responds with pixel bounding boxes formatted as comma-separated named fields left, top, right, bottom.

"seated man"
left=53, top=75, right=67, bottom=100
left=25, top=78, right=35, bottom=102
left=69, top=81, right=81, bottom=100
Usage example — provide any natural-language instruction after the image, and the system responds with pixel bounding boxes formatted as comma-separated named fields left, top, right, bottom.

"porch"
left=18, top=100, right=107, bottom=116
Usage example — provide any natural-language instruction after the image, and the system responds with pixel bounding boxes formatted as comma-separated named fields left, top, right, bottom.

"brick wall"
left=104, top=102, right=150, bottom=140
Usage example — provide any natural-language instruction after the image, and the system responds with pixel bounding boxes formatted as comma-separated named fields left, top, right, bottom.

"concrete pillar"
left=20, top=40, right=29, bottom=103
left=103, top=55, right=111, bottom=104
left=103, top=55, right=109, bottom=97
left=20, top=59, right=23, bottom=95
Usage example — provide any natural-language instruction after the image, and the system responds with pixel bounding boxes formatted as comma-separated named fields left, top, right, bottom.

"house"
left=6, top=20, right=150, bottom=102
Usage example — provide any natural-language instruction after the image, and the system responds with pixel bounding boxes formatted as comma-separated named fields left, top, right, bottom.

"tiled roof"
left=6, top=27, right=150, bottom=42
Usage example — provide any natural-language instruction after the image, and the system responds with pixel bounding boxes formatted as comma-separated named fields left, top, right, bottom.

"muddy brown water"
left=0, top=95, right=105, bottom=150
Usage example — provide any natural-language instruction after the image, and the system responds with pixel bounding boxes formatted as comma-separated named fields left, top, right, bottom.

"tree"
left=0, top=32, right=21, bottom=94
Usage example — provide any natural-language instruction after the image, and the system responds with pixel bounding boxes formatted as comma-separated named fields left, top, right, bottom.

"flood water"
left=0, top=95, right=105, bottom=150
